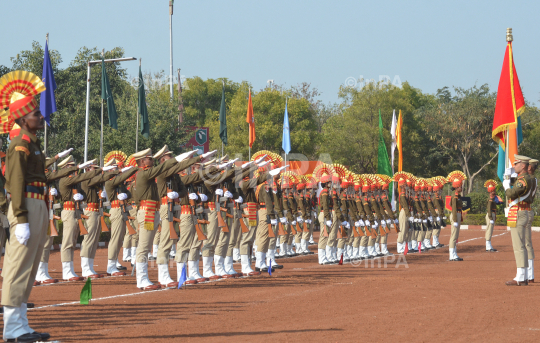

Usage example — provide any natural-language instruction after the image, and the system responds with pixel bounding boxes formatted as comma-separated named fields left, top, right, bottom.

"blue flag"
left=177, top=263, right=187, bottom=289
left=40, top=41, right=57, bottom=125
left=268, top=259, right=272, bottom=276
left=282, top=99, right=291, bottom=154
left=496, top=117, right=523, bottom=182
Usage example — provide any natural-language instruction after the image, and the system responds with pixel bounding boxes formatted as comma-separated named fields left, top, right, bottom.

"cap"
left=529, top=159, right=538, bottom=166
left=104, top=158, right=117, bottom=167
left=153, top=145, right=172, bottom=160
left=85, top=159, right=98, bottom=168
left=133, top=148, right=153, bottom=161
left=514, top=154, right=531, bottom=164
left=58, top=155, right=75, bottom=168
left=484, top=179, right=497, bottom=192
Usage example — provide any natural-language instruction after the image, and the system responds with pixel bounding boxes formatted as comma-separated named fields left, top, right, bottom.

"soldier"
left=35, top=150, right=76, bottom=284
left=359, top=178, right=375, bottom=259
left=0, top=70, right=51, bottom=342
left=503, top=155, right=533, bottom=285
left=79, top=160, right=119, bottom=278
left=58, top=156, right=100, bottom=281
left=447, top=171, right=466, bottom=261
left=268, top=169, right=286, bottom=268
left=422, top=183, right=436, bottom=250
left=368, top=181, right=383, bottom=257
left=394, top=173, right=410, bottom=253
left=351, top=176, right=367, bottom=259
left=431, top=178, right=446, bottom=248
left=525, top=159, right=537, bottom=282
left=316, top=169, right=333, bottom=264
left=103, top=161, right=138, bottom=276
left=279, top=174, right=294, bottom=257
left=301, top=177, right=317, bottom=255
left=484, top=180, right=499, bottom=252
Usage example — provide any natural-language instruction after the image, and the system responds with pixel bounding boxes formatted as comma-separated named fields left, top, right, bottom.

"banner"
left=183, top=126, right=209, bottom=155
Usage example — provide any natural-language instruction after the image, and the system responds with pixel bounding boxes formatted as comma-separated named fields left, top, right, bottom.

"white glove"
left=436, top=217, right=440, bottom=222
left=199, top=194, right=208, bottom=202
left=355, top=221, right=360, bottom=227
left=15, top=223, right=30, bottom=246
left=443, top=216, right=447, bottom=220
left=365, top=220, right=370, bottom=226
left=428, top=216, right=433, bottom=221
left=167, top=191, right=179, bottom=200
left=372, top=225, right=377, bottom=229
left=490, top=220, right=494, bottom=224
left=503, top=179, right=511, bottom=190
left=215, top=189, right=224, bottom=196
left=414, top=219, right=420, bottom=223
left=188, top=193, right=198, bottom=200
left=73, top=193, right=84, bottom=201
left=49, top=188, right=58, bottom=196
left=326, top=220, right=332, bottom=227
left=272, top=190, right=277, bottom=194
left=224, top=191, right=233, bottom=198
left=453, top=222, right=459, bottom=228
left=394, top=219, right=399, bottom=224
left=510, top=172, right=518, bottom=178
left=175, top=150, right=198, bottom=163
left=254, top=155, right=267, bottom=164
left=235, top=196, right=243, bottom=203
left=79, top=161, right=92, bottom=169
left=291, top=221, right=297, bottom=226
left=269, top=165, right=289, bottom=176
left=381, top=221, right=387, bottom=227
left=341, top=221, right=348, bottom=226
left=271, top=219, right=277, bottom=225
left=359, top=220, right=365, bottom=226
left=280, top=217, right=287, bottom=224
left=386, top=219, right=391, bottom=225
left=297, top=217, right=303, bottom=223
left=201, top=150, right=217, bottom=160
left=117, top=193, right=128, bottom=201
left=374, top=221, right=379, bottom=227
left=504, top=167, right=514, bottom=176
left=241, top=161, right=254, bottom=169
left=409, top=217, right=414, bottom=222
left=100, top=190, right=107, bottom=198
left=307, top=219, right=312, bottom=224
left=218, top=159, right=237, bottom=170
left=422, top=219, right=427, bottom=224
left=103, top=165, right=116, bottom=171
left=257, top=161, right=269, bottom=168
left=345, top=222, right=351, bottom=229
left=57, top=148, right=73, bottom=158
left=121, top=166, right=134, bottom=172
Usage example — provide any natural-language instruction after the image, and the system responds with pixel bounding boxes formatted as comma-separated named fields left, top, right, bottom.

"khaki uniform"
left=505, top=174, right=533, bottom=269
left=525, top=176, right=536, bottom=260
left=449, top=192, right=462, bottom=249
left=397, top=190, right=410, bottom=244
left=485, top=194, right=497, bottom=242
left=2, top=129, right=48, bottom=307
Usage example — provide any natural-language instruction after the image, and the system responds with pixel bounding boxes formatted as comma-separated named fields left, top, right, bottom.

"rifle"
left=166, top=182, right=180, bottom=240
left=99, top=194, right=110, bottom=233
left=48, top=189, right=60, bottom=237
left=216, top=185, right=229, bottom=233
left=235, top=202, right=249, bottom=233
left=72, top=189, right=89, bottom=235
left=188, top=185, right=207, bottom=241
left=119, top=199, right=137, bottom=235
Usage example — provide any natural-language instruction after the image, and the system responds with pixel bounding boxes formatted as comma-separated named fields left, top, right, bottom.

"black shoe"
left=255, top=267, right=268, bottom=272
left=486, top=248, right=498, bottom=252
left=117, top=265, right=127, bottom=270
left=32, top=331, right=51, bottom=341
left=272, top=264, right=284, bottom=269
left=26, top=303, right=34, bottom=309
left=148, top=256, right=156, bottom=261
left=6, top=333, right=42, bottom=342
left=437, top=244, right=444, bottom=248
left=450, top=257, right=464, bottom=261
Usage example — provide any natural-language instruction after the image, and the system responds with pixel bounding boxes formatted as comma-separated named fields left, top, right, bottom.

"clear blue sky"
left=2, top=0, right=539, bottom=105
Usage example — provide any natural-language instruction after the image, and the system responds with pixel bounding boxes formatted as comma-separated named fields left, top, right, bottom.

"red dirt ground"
left=2, top=229, right=539, bottom=342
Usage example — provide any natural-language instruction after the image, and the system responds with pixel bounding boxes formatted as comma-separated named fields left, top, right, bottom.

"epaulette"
left=320, top=189, right=328, bottom=195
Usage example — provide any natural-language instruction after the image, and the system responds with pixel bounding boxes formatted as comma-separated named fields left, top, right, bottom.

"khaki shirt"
left=5, top=128, right=47, bottom=224
left=451, top=192, right=463, bottom=223
left=135, top=158, right=178, bottom=203
left=505, top=174, right=532, bottom=204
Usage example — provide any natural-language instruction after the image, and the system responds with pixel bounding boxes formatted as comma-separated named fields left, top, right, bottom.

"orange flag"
left=396, top=110, right=403, bottom=172
left=492, top=41, right=525, bottom=165
left=246, top=89, right=255, bottom=148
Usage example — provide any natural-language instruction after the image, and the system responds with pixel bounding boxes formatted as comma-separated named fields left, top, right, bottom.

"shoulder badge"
left=15, top=146, right=30, bottom=156
left=21, top=134, right=31, bottom=143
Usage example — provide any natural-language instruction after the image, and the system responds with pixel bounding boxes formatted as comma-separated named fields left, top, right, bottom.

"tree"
left=415, top=85, right=497, bottom=194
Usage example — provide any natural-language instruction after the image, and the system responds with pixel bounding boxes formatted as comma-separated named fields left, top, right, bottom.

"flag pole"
left=169, top=0, right=174, bottom=99
left=136, top=58, right=141, bottom=153
left=44, top=33, right=49, bottom=156
left=100, top=49, right=105, bottom=168
left=248, top=87, right=251, bottom=161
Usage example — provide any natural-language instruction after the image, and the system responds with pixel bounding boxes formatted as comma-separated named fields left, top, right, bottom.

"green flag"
left=377, top=109, right=392, bottom=179
left=138, top=65, right=149, bottom=139
left=101, top=57, right=118, bottom=129
left=80, top=278, right=92, bottom=305
left=219, top=83, right=227, bottom=145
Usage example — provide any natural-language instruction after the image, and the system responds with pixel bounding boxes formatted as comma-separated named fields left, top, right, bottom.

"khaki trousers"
left=153, top=228, right=161, bottom=246
left=40, top=234, right=54, bottom=263
left=302, top=214, right=313, bottom=240
left=157, top=205, right=176, bottom=264
left=317, top=211, right=330, bottom=249
left=353, top=235, right=361, bottom=248
left=380, top=233, right=388, bottom=244
left=60, top=209, right=79, bottom=262
left=128, top=207, right=139, bottom=247
left=214, top=226, right=230, bottom=257
left=327, top=211, right=339, bottom=247
left=0, top=212, right=9, bottom=255
left=135, top=209, right=159, bottom=264
left=485, top=212, right=495, bottom=241
left=510, top=210, right=530, bottom=268
left=175, top=213, right=195, bottom=263
left=397, top=209, right=408, bottom=244
left=188, top=232, right=203, bottom=261
left=449, top=213, right=461, bottom=249
left=226, top=211, right=242, bottom=257
left=122, top=228, right=132, bottom=249
left=525, top=209, right=535, bottom=260
left=2, top=199, right=47, bottom=307
left=108, top=208, right=125, bottom=260
left=255, top=209, right=271, bottom=253
left=360, top=235, right=369, bottom=247
left=80, top=210, right=100, bottom=259
left=202, top=209, right=219, bottom=257
left=240, top=221, right=257, bottom=256
left=432, top=227, right=441, bottom=238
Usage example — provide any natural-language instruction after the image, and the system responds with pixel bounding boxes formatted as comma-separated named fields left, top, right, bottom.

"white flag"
left=390, top=110, right=397, bottom=211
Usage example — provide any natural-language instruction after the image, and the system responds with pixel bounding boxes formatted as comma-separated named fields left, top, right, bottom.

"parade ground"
left=2, top=228, right=538, bottom=342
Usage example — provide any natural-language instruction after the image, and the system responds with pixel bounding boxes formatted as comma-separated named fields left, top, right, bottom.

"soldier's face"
left=22, top=109, right=45, bottom=132
left=514, top=162, right=526, bottom=174
left=141, top=157, right=154, bottom=168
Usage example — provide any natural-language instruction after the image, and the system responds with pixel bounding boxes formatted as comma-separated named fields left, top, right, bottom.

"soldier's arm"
left=298, top=195, right=307, bottom=219
left=46, top=166, right=78, bottom=182
left=265, top=191, right=275, bottom=219
left=355, top=198, right=366, bottom=219
left=65, top=169, right=100, bottom=186
left=383, top=200, right=395, bottom=220
left=144, top=157, right=178, bottom=180
left=451, top=196, right=458, bottom=223
left=111, top=167, right=139, bottom=187
left=505, top=178, right=527, bottom=199
left=400, top=195, right=411, bottom=217
left=162, top=156, right=201, bottom=178
left=88, top=170, right=120, bottom=187
left=370, top=199, right=382, bottom=220
left=7, top=140, right=30, bottom=223
left=45, top=155, right=59, bottom=169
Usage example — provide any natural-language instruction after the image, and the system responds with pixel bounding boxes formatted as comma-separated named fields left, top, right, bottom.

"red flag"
left=338, top=253, right=343, bottom=265
left=492, top=41, right=525, bottom=164
left=418, top=241, right=421, bottom=254
left=246, top=89, right=255, bottom=148
left=404, top=243, right=408, bottom=255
